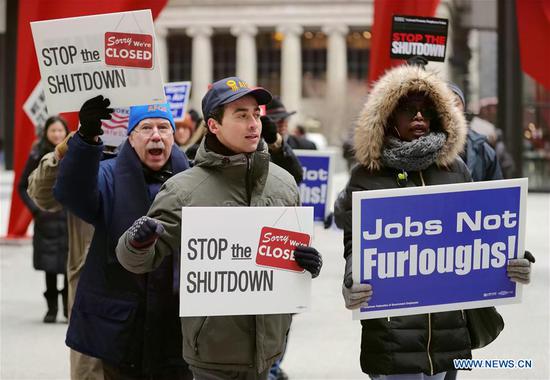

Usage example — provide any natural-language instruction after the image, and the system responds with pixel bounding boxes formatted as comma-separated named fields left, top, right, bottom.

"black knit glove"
left=127, top=216, right=165, bottom=249
left=294, top=245, right=322, bottom=278
left=78, top=95, right=113, bottom=140
left=260, top=115, right=278, bottom=144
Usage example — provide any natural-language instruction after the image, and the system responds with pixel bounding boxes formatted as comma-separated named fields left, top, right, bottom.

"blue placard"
left=353, top=180, right=527, bottom=319
left=164, top=81, right=191, bottom=121
left=295, top=151, right=333, bottom=222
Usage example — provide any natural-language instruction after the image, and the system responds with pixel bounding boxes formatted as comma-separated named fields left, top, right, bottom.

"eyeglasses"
left=395, top=106, right=437, bottom=120
left=134, top=125, right=173, bottom=137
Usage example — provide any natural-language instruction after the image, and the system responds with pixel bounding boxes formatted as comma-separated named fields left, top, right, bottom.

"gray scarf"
left=381, top=132, right=446, bottom=171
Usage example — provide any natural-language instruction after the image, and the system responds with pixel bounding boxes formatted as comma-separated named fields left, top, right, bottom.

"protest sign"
left=294, top=149, right=335, bottom=222
left=164, top=81, right=191, bottom=121
left=23, top=81, right=49, bottom=130
left=390, top=15, right=448, bottom=62
left=180, top=207, right=314, bottom=317
left=30, top=10, right=165, bottom=114
left=352, top=179, right=527, bottom=320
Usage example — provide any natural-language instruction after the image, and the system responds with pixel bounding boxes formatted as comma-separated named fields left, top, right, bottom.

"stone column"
left=186, top=26, right=213, bottom=112
left=230, top=25, right=258, bottom=85
left=278, top=24, right=303, bottom=124
left=155, top=26, right=169, bottom=83
left=323, top=24, right=349, bottom=143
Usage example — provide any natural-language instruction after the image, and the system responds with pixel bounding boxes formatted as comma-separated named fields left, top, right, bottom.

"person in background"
left=266, top=97, right=317, bottom=150
left=447, top=83, right=503, bottom=181
left=174, top=113, right=196, bottom=151
left=28, top=131, right=104, bottom=379
left=18, top=116, right=69, bottom=323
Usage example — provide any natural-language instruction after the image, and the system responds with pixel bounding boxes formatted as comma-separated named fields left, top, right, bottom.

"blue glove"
left=294, top=245, right=322, bottom=278
left=128, top=216, right=165, bottom=249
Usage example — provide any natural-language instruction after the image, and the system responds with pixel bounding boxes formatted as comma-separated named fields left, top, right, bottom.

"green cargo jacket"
left=116, top=139, right=300, bottom=373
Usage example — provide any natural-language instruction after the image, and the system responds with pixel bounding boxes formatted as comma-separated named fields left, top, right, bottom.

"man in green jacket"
left=116, top=76, right=322, bottom=380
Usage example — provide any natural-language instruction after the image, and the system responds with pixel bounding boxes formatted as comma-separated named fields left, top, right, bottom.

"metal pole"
left=2, top=0, right=17, bottom=170
left=497, top=0, right=523, bottom=177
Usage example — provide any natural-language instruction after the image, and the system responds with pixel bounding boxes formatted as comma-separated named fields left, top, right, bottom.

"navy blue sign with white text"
left=294, top=150, right=334, bottom=222
left=352, top=180, right=527, bottom=319
left=164, top=81, right=191, bottom=121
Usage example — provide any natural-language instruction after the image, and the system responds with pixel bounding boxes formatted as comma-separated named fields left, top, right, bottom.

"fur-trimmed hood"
left=354, top=65, right=467, bottom=171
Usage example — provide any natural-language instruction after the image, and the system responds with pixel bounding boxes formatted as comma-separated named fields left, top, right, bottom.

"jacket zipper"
left=194, top=317, right=208, bottom=354
left=245, top=155, right=252, bottom=205
left=421, top=172, right=433, bottom=375
left=427, top=313, right=434, bottom=375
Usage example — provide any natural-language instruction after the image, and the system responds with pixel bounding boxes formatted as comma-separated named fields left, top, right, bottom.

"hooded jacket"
left=334, top=65, right=473, bottom=376
left=116, top=136, right=300, bottom=374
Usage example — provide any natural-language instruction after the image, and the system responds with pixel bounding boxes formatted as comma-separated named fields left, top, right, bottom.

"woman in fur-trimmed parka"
left=334, top=65, right=473, bottom=379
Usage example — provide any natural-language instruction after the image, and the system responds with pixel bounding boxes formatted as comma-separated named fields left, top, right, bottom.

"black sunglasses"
left=395, top=105, right=437, bottom=120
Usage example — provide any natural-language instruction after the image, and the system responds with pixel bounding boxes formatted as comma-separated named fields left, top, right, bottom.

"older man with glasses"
left=54, top=96, right=193, bottom=380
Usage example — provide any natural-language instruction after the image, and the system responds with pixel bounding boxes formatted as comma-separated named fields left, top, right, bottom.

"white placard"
left=23, top=81, right=49, bottom=129
left=31, top=10, right=166, bottom=114
left=180, top=207, right=314, bottom=317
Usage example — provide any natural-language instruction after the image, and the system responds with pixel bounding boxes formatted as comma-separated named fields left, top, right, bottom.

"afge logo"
left=147, top=104, right=168, bottom=112
left=256, top=227, right=310, bottom=272
left=226, top=79, right=248, bottom=91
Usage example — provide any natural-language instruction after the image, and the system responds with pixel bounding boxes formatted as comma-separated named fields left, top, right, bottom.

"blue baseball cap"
left=128, top=103, right=175, bottom=135
left=202, top=77, right=272, bottom=120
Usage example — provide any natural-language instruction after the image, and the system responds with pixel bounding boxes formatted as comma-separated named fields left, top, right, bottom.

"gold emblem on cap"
left=226, top=79, right=248, bottom=92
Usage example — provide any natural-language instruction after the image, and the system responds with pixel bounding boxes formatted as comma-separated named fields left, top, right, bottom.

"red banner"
left=516, top=0, right=550, bottom=90
left=7, top=0, right=167, bottom=238
left=368, top=0, right=440, bottom=86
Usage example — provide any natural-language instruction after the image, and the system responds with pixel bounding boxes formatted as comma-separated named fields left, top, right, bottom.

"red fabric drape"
left=516, top=0, right=550, bottom=90
left=368, top=0, right=440, bottom=86
left=7, top=0, right=168, bottom=238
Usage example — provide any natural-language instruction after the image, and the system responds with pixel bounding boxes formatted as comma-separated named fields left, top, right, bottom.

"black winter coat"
left=18, top=145, right=68, bottom=274
left=335, top=160, right=473, bottom=376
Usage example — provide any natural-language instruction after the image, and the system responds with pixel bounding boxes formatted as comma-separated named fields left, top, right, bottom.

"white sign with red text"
left=180, top=207, right=314, bottom=317
left=31, top=10, right=165, bottom=114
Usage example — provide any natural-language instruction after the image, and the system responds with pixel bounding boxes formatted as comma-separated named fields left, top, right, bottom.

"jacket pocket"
left=260, top=314, right=292, bottom=363
left=69, top=292, right=139, bottom=365
left=183, top=315, right=255, bottom=365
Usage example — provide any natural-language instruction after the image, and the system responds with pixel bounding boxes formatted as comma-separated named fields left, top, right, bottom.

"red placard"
left=104, top=32, right=153, bottom=69
left=256, top=227, right=311, bottom=272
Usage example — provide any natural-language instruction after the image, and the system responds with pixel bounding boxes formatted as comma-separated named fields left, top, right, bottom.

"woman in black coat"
left=335, top=65, right=532, bottom=379
left=18, top=116, right=69, bottom=323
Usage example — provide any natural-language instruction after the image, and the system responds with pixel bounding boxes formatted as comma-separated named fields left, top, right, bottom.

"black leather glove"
left=323, top=212, right=333, bottom=229
left=127, top=216, right=165, bottom=249
left=260, top=115, right=278, bottom=144
left=78, top=95, right=113, bottom=139
left=294, top=245, right=322, bottom=278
